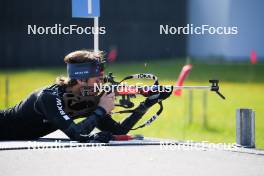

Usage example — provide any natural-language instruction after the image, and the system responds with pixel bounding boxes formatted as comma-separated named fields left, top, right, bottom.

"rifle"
left=63, top=72, right=225, bottom=129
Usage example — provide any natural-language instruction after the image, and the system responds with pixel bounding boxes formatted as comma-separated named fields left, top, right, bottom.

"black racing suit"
left=0, top=84, right=149, bottom=141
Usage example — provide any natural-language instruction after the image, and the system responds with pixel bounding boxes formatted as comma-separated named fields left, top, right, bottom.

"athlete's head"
left=56, top=49, right=105, bottom=94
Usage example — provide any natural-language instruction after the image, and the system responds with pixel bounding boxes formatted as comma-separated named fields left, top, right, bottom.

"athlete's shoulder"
left=35, top=84, right=65, bottom=109
left=38, top=84, right=66, bottom=97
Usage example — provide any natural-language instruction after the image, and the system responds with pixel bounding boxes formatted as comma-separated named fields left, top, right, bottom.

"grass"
left=0, top=59, right=264, bottom=148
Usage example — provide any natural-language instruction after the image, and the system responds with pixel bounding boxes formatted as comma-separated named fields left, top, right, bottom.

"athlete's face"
left=74, top=76, right=103, bottom=95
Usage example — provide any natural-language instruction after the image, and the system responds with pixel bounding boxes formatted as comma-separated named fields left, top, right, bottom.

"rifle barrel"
left=172, top=86, right=211, bottom=90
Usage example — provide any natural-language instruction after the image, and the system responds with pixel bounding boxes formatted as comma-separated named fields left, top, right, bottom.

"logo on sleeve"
left=56, top=98, right=70, bottom=120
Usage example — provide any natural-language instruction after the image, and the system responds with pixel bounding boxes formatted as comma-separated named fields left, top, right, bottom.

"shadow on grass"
left=203, top=125, right=222, bottom=133
left=185, top=123, right=222, bottom=134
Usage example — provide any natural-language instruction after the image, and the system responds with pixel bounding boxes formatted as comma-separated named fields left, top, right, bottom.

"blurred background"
left=0, top=0, right=263, bottom=147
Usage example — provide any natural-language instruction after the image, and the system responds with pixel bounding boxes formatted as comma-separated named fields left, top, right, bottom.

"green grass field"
left=0, top=59, right=263, bottom=148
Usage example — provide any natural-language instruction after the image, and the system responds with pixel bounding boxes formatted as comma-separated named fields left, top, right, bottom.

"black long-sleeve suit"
left=0, top=84, right=148, bottom=141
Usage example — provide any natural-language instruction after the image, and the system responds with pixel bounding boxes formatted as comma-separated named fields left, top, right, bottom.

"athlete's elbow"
left=63, top=124, right=93, bottom=142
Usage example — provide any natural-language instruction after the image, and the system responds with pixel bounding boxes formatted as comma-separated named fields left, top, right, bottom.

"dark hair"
left=64, top=49, right=105, bottom=63
left=56, top=49, right=105, bottom=87
left=55, top=76, right=78, bottom=87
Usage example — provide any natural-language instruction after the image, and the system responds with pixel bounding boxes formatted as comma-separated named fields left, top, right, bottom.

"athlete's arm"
left=97, top=90, right=172, bottom=134
left=96, top=102, right=148, bottom=134
left=37, top=91, right=106, bottom=142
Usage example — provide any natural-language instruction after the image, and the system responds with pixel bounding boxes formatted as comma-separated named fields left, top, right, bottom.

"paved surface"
left=1, top=146, right=264, bottom=176
left=1, top=131, right=264, bottom=176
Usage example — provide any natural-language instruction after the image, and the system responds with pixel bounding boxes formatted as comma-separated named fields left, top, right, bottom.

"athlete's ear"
left=76, top=79, right=89, bottom=86
left=76, top=79, right=84, bottom=86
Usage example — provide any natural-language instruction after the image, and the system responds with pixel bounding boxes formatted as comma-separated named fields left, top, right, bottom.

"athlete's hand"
left=88, top=131, right=113, bottom=143
left=98, top=93, right=115, bottom=114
